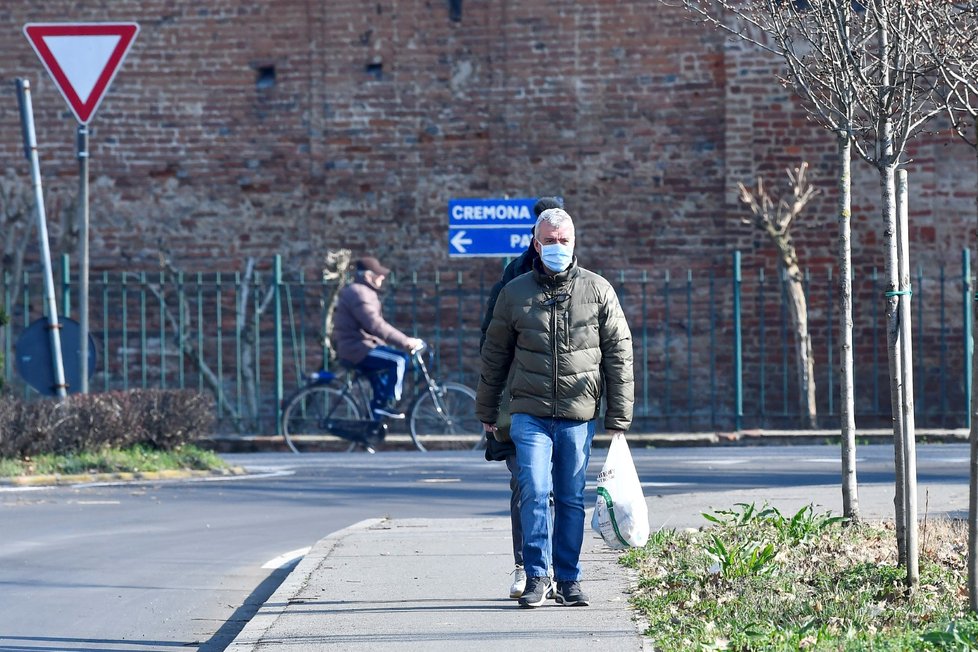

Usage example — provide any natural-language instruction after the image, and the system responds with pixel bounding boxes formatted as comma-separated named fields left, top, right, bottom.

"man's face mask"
left=538, top=242, right=574, bottom=273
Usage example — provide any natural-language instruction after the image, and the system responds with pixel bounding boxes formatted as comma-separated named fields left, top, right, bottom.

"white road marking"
left=799, top=458, right=853, bottom=464
left=74, top=469, right=294, bottom=488
left=925, top=457, right=969, bottom=465
left=418, top=478, right=461, bottom=483
left=262, top=547, right=311, bottom=569
left=0, top=485, right=49, bottom=493
left=684, top=459, right=749, bottom=466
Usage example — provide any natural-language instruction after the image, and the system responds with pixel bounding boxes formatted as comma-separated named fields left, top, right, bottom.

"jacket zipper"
left=551, top=301, right=558, bottom=417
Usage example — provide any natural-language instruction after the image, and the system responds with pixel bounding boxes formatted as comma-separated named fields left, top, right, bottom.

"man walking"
left=479, top=195, right=563, bottom=600
left=477, top=207, right=634, bottom=608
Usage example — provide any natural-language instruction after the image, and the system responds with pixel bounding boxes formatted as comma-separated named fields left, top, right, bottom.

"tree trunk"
left=968, top=115, right=978, bottom=611
left=837, top=130, right=859, bottom=522
left=882, top=159, right=908, bottom=566
left=896, top=169, right=919, bottom=589
left=781, top=261, right=817, bottom=429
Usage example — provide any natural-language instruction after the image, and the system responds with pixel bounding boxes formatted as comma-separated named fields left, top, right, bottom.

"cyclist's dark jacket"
left=476, top=258, right=634, bottom=431
left=332, top=278, right=413, bottom=364
left=479, top=247, right=539, bottom=352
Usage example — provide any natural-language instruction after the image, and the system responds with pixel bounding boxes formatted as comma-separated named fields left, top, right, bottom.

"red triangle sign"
left=24, top=22, right=139, bottom=125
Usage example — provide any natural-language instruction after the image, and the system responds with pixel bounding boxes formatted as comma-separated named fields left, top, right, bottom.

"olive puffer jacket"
left=476, top=259, right=634, bottom=431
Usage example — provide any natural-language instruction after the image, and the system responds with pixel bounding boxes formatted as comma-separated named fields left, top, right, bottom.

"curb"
left=224, top=517, right=387, bottom=652
left=0, top=465, right=249, bottom=487
left=201, top=428, right=971, bottom=454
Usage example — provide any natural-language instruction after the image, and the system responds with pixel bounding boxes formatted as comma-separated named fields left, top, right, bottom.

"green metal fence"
left=1, top=252, right=973, bottom=435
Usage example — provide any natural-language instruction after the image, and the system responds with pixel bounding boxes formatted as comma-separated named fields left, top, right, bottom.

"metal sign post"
left=77, top=124, right=90, bottom=392
left=15, top=79, right=68, bottom=399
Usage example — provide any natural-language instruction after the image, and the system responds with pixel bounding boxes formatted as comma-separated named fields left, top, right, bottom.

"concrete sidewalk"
left=224, top=477, right=969, bottom=651
left=226, top=517, right=645, bottom=651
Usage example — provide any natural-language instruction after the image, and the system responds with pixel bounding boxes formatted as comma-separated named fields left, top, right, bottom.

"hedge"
left=0, top=389, right=215, bottom=458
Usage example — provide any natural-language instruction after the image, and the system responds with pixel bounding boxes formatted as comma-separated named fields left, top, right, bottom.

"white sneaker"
left=509, top=565, right=527, bottom=599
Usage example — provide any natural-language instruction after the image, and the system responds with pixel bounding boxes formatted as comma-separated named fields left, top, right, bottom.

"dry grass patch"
left=620, top=503, right=978, bottom=651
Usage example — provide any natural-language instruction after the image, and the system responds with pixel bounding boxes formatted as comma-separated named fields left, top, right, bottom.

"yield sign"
left=23, top=22, right=139, bottom=125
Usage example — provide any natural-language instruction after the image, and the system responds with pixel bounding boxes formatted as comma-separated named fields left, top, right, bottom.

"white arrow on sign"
left=450, top=230, right=472, bottom=253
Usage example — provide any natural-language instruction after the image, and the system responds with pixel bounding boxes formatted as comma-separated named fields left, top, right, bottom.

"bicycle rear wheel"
left=281, top=385, right=361, bottom=453
left=408, top=382, right=481, bottom=452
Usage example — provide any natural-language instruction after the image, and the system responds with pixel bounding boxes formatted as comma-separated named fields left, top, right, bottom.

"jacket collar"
left=532, top=257, right=579, bottom=288
left=354, top=276, right=381, bottom=295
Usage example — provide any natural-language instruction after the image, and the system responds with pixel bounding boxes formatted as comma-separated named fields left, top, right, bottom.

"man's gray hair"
left=535, top=207, right=574, bottom=232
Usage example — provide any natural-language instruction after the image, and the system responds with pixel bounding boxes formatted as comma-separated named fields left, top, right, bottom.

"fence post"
left=734, top=251, right=743, bottom=431
left=965, top=249, right=973, bottom=429
left=274, top=255, right=284, bottom=436
left=61, top=253, right=71, bottom=318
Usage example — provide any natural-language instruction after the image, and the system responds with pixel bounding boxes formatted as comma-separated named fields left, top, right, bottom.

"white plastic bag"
left=591, top=432, right=650, bottom=549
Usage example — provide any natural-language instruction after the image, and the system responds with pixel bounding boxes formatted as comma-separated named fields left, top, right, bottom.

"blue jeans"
left=510, top=413, right=595, bottom=582
left=356, top=346, right=410, bottom=411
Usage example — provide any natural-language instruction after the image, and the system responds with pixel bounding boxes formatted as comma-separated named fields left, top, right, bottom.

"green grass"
left=621, top=503, right=978, bottom=651
left=0, top=444, right=228, bottom=478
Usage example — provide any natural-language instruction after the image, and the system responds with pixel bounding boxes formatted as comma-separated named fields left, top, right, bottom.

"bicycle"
left=280, top=343, right=482, bottom=453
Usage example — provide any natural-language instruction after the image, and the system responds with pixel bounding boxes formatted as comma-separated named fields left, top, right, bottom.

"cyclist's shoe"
left=555, top=580, right=589, bottom=606
left=509, top=564, right=527, bottom=599
left=372, top=406, right=405, bottom=420
left=518, top=576, right=553, bottom=608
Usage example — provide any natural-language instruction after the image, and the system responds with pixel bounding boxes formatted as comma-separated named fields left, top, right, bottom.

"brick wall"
left=1, top=1, right=971, bottom=273
left=0, top=1, right=975, bottom=425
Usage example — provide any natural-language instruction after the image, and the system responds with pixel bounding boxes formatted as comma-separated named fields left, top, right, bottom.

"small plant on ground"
left=622, top=502, right=975, bottom=650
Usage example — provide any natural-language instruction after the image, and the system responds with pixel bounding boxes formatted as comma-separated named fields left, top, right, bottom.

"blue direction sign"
left=448, top=198, right=537, bottom=257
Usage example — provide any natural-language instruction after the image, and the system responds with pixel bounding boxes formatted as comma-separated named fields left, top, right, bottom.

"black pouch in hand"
left=484, top=431, right=516, bottom=462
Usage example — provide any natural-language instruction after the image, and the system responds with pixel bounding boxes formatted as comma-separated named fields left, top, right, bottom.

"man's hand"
left=406, top=338, right=425, bottom=353
left=607, top=429, right=625, bottom=437
left=482, top=422, right=497, bottom=434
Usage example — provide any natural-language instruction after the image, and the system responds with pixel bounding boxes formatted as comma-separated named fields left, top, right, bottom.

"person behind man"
left=479, top=196, right=563, bottom=600
left=333, top=256, right=424, bottom=419
left=477, top=207, right=634, bottom=608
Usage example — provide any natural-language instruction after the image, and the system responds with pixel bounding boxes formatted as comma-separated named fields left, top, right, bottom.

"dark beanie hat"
left=356, top=256, right=391, bottom=276
left=533, top=196, right=564, bottom=216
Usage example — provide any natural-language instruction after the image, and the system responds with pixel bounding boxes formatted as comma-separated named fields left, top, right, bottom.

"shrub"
left=0, top=389, right=214, bottom=458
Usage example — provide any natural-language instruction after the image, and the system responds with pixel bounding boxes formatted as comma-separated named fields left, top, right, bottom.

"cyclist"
left=333, top=255, right=424, bottom=420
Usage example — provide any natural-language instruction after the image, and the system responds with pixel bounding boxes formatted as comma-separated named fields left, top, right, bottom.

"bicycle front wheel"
left=281, top=385, right=361, bottom=453
left=408, top=382, right=481, bottom=452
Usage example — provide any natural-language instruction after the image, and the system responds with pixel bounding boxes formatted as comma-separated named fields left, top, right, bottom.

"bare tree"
left=738, top=162, right=819, bottom=429
left=673, top=0, right=864, bottom=522
left=0, top=169, right=77, bottom=390
left=919, top=2, right=978, bottom=610
left=677, top=0, right=955, bottom=585
left=147, top=248, right=354, bottom=433
left=319, top=249, right=352, bottom=367
left=145, top=249, right=271, bottom=432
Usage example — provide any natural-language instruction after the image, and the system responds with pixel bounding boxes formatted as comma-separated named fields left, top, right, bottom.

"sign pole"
left=77, top=124, right=90, bottom=393
left=15, top=79, right=68, bottom=399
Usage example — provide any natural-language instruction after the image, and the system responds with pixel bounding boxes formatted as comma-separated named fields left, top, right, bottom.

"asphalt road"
left=0, top=443, right=970, bottom=651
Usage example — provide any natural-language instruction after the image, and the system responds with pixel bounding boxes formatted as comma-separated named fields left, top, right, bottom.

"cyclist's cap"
left=356, top=256, right=391, bottom=276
